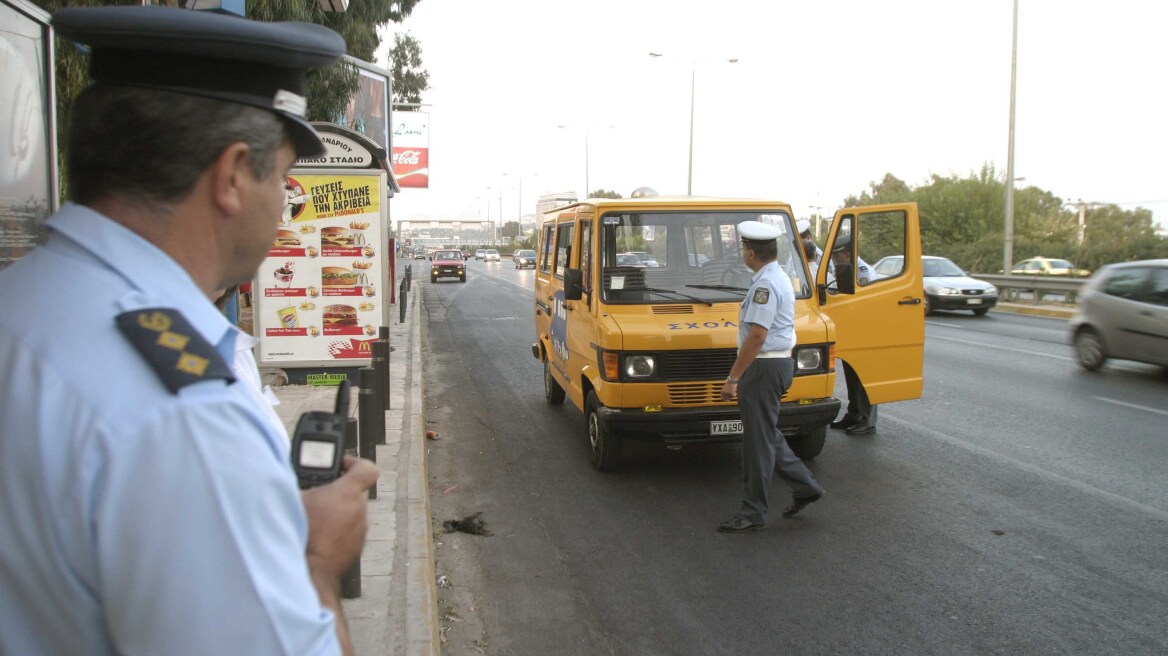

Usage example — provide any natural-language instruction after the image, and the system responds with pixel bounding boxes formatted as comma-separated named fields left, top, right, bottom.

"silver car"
left=872, top=255, right=998, bottom=316
left=1069, top=259, right=1168, bottom=371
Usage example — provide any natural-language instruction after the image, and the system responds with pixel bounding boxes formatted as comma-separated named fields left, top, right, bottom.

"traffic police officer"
left=0, top=6, right=377, bottom=655
left=718, top=221, right=824, bottom=533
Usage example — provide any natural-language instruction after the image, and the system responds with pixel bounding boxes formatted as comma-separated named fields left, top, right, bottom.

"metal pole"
left=340, top=417, right=361, bottom=598
left=372, top=339, right=389, bottom=419
left=584, top=131, right=590, bottom=198
left=687, top=67, right=696, bottom=196
left=1003, top=0, right=1019, bottom=276
left=357, top=367, right=381, bottom=500
left=399, top=278, right=407, bottom=323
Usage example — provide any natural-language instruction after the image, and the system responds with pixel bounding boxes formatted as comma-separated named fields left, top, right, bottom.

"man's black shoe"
left=782, top=493, right=822, bottom=518
left=829, top=417, right=858, bottom=430
left=845, top=424, right=876, bottom=435
left=717, top=515, right=766, bottom=533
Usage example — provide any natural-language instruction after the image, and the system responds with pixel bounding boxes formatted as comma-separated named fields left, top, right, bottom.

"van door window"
left=554, top=223, right=574, bottom=279
left=539, top=224, right=554, bottom=273
left=580, top=220, right=593, bottom=294
left=856, top=210, right=907, bottom=286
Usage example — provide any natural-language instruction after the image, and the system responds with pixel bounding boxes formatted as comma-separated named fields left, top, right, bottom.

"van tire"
left=543, top=358, right=566, bottom=405
left=786, top=426, right=826, bottom=460
left=586, top=391, right=622, bottom=471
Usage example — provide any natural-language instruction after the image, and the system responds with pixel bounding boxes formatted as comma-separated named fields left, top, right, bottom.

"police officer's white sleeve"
left=87, top=401, right=339, bottom=656
left=741, top=282, right=778, bottom=329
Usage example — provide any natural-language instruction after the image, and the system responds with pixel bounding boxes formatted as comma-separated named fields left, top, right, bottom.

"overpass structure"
left=395, top=218, right=497, bottom=248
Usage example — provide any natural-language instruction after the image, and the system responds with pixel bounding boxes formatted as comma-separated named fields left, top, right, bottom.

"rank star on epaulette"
left=753, top=287, right=770, bottom=304
left=116, top=308, right=235, bottom=394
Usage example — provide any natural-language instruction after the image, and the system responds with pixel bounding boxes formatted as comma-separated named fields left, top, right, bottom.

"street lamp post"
left=558, top=126, right=612, bottom=198
left=650, top=52, right=738, bottom=195
left=1003, top=0, right=1019, bottom=276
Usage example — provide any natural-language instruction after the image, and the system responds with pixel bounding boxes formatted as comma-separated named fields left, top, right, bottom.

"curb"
left=403, top=282, right=440, bottom=654
left=992, top=302, right=1075, bottom=320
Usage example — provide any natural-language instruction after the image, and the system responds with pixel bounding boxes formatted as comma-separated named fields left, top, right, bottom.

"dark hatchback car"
left=1069, top=259, right=1168, bottom=371
left=512, top=249, right=537, bottom=269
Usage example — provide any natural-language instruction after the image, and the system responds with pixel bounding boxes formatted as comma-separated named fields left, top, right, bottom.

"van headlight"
left=794, top=346, right=829, bottom=375
left=624, top=355, right=656, bottom=378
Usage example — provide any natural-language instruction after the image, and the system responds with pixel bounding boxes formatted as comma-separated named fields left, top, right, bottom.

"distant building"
left=536, top=191, right=578, bottom=220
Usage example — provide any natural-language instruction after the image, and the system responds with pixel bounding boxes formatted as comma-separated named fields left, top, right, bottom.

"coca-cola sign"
left=391, top=147, right=428, bottom=188
left=390, top=111, right=429, bottom=188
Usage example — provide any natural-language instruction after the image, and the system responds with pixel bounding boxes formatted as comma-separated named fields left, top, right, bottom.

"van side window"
left=554, top=223, right=574, bottom=279
left=580, top=221, right=592, bottom=293
left=856, top=210, right=906, bottom=286
left=539, top=224, right=555, bottom=273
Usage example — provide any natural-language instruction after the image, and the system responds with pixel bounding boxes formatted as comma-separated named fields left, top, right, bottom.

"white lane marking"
left=926, top=320, right=966, bottom=328
left=927, top=333, right=1075, bottom=362
left=1093, top=397, right=1168, bottom=418
left=887, top=414, right=1168, bottom=522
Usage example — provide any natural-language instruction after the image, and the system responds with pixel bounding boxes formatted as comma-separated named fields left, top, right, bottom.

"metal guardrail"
left=973, top=273, right=1087, bottom=303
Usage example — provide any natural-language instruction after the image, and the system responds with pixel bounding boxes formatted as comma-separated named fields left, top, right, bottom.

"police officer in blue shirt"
left=718, top=221, right=825, bottom=533
left=0, top=6, right=377, bottom=655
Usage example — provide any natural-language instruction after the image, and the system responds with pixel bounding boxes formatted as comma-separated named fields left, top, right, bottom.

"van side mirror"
left=564, top=268, right=584, bottom=301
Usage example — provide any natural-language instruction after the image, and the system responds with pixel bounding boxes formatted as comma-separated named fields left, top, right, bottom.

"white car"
left=873, top=255, right=998, bottom=316
left=474, top=249, right=487, bottom=260
left=484, top=249, right=500, bottom=262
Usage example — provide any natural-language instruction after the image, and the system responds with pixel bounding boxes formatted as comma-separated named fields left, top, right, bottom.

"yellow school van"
left=531, top=196, right=923, bottom=471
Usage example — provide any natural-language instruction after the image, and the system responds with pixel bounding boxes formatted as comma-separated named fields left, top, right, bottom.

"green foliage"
left=389, top=32, right=429, bottom=106
left=590, top=189, right=623, bottom=199
left=501, top=221, right=521, bottom=239
left=843, top=164, right=1168, bottom=272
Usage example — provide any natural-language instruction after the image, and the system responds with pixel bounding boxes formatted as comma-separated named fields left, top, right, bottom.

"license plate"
left=711, top=420, right=743, bottom=436
left=967, top=298, right=983, bottom=305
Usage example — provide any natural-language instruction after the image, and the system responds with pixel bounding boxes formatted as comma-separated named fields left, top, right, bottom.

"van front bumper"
left=596, top=398, right=841, bottom=444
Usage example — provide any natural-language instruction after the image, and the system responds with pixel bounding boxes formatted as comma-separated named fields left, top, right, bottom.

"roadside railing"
left=973, top=274, right=1087, bottom=303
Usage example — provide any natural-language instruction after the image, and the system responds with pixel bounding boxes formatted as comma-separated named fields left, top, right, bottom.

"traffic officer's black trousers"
left=737, top=357, right=824, bottom=524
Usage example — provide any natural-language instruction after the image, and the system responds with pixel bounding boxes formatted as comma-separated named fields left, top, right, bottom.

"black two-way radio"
left=290, top=379, right=349, bottom=489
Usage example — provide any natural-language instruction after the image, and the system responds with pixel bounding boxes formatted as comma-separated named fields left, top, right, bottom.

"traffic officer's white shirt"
left=738, top=260, right=797, bottom=352
left=0, top=205, right=338, bottom=655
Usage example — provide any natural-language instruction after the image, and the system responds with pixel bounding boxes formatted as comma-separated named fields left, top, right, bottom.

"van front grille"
left=652, top=306, right=694, bottom=314
left=667, top=382, right=721, bottom=405
left=661, top=349, right=736, bottom=381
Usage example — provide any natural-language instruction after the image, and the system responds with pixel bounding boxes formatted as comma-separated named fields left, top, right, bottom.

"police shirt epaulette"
left=116, top=308, right=236, bottom=394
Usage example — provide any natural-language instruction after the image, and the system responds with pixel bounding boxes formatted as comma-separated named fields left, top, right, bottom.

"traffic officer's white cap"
left=737, top=220, right=783, bottom=241
left=796, top=219, right=812, bottom=234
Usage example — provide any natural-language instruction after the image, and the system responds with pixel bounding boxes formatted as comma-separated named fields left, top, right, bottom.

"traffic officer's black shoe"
left=845, top=424, right=876, bottom=435
left=717, top=515, right=766, bottom=533
left=829, top=416, right=858, bottom=430
left=782, top=493, right=822, bottom=517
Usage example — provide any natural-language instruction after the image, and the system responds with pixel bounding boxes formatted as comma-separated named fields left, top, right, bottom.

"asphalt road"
left=420, top=258, right=1168, bottom=656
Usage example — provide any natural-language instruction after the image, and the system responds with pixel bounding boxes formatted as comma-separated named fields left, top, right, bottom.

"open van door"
left=815, top=203, right=924, bottom=404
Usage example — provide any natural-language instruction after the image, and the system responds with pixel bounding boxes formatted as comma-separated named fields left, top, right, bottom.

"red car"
left=430, top=249, right=467, bottom=283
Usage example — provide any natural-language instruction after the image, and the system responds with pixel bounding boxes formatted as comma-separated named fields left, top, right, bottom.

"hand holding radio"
left=302, top=455, right=379, bottom=581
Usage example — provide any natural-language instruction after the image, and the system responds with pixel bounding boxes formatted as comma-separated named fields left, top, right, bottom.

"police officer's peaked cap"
left=737, top=220, right=784, bottom=242
left=52, top=5, right=347, bottom=158
left=796, top=219, right=812, bottom=235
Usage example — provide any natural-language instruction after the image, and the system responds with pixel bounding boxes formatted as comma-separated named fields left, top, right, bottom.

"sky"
left=373, top=0, right=1168, bottom=232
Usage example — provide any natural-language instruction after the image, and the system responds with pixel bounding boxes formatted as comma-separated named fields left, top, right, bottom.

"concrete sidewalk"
left=265, top=278, right=438, bottom=655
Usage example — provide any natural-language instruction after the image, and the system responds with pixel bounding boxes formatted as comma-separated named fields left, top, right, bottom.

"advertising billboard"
left=255, top=169, right=389, bottom=366
left=0, top=0, right=56, bottom=271
left=391, top=111, right=429, bottom=188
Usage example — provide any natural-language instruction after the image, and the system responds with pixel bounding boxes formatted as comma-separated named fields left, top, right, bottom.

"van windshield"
left=598, top=210, right=809, bottom=304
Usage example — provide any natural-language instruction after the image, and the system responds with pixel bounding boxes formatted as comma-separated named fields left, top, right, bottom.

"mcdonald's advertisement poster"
left=255, top=172, right=384, bottom=363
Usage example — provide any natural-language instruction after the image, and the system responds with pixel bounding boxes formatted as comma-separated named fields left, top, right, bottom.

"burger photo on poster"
left=321, top=226, right=354, bottom=246
left=321, top=266, right=358, bottom=287
left=273, top=229, right=300, bottom=247
left=323, top=304, right=358, bottom=327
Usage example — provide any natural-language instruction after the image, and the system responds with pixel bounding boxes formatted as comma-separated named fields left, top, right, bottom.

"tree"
left=501, top=221, right=520, bottom=240
left=388, top=32, right=429, bottom=106
left=840, top=165, right=1168, bottom=272
left=590, top=189, right=623, bottom=199
left=32, top=0, right=426, bottom=196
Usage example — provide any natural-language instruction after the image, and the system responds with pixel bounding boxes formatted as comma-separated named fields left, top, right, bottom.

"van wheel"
left=787, top=426, right=826, bottom=460
left=543, top=358, right=566, bottom=405
left=1074, top=327, right=1106, bottom=371
left=586, top=391, right=622, bottom=471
